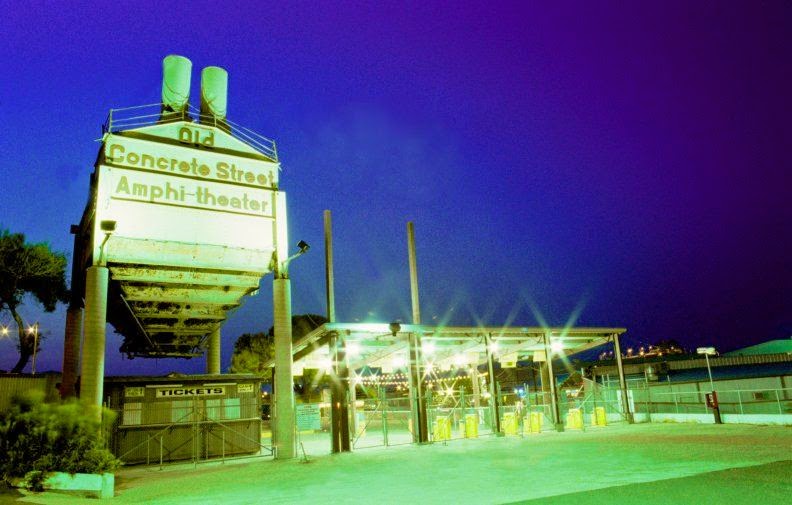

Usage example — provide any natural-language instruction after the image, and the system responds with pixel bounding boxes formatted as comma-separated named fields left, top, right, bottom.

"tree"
left=229, top=314, right=328, bottom=379
left=0, top=229, right=69, bottom=373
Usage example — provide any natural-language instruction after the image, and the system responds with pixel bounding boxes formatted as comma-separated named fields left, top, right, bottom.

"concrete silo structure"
left=62, top=56, right=294, bottom=456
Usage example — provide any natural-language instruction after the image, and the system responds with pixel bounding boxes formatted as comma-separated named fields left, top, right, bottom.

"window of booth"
left=171, top=400, right=193, bottom=423
left=123, top=402, right=142, bottom=426
left=224, top=398, right=241, bottom=419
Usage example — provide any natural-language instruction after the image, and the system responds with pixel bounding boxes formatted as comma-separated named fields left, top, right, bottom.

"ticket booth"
left=104, top=374, right=263, bottom=464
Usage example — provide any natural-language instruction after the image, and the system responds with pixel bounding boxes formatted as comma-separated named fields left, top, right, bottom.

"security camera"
left=297, top=240, right=310, bottom=254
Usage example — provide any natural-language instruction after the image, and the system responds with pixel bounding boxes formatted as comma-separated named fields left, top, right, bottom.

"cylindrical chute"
left=200, top=66, right=228, bottom=121
left=161, top=55, right=192, bottom=112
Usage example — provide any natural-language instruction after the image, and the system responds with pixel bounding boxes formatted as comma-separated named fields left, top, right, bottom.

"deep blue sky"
left=1, top=1, right=790, bottom=374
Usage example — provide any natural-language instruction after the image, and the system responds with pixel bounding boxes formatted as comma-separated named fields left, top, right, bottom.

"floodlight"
left=319, top=357, right=333, bottom=370
left=389, top=321, right=401, bottom=336
left=550, top=341, right=564, bottom=353
left=296, top=240, right=310, bottom=254
left=423, top=341, right=436, bottom=355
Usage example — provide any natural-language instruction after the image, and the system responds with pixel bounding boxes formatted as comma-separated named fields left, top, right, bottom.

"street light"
left=697, top=347, right=717, bottom=391
left=29, top=323, right=39, bottom=375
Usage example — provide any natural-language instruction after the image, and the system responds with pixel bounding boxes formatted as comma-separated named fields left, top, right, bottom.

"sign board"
left=155, top=386, right=225, bottom=398
left=93, top=129, right=285, bottom=266
left=124, top=387, right=144, bottom=397
left=501, top=352, right=518, bottom=368
left=237, top=383, right=254, bottom=394
left=296, top=403, right=321, bottom=431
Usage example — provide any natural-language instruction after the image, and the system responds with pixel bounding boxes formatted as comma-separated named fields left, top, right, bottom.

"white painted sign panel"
left=155, top=386, right=226, bottom=398
left=92, top=128, right=287, bottom=269
left=296, top=403, right=322, bottom=431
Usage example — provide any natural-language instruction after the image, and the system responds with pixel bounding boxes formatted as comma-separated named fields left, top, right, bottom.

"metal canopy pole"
left=613, top=333, right=634, bottom=424
left=485, top=333, right=502, bottom=435
left=407, top=222, right=428, bottom=443
left=543, top=332, right=564, bottom=432
left=325, top=211, right=350, bottom=452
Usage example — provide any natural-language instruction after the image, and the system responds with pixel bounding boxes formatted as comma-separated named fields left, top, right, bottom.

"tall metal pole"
left=31, top=323, right=39, bottom=375
left=485, top=333, right=502, bottom=434
left=325, top=211, right=351, bottom=452
left=613, top=333, right=634, bottom=424
left=407, top=222, right=421, bottom=325
left=704, top=353, right=714, bottom=391
left=406, top=222, right=427, bottom=442
left=543, top=333, right=563, bottom=432
left=324, top=210, right=336, bottom=323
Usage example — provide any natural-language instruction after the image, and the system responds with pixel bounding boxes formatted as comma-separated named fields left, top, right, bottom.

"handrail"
left=102, top=103, right=278, bottom=161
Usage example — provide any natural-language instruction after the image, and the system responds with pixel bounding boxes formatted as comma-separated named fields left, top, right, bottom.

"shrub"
left=0, top=391, right=120, bottom=488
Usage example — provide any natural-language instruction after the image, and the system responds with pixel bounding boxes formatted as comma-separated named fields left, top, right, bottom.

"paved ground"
left=3, top=423, right=791, bottom=504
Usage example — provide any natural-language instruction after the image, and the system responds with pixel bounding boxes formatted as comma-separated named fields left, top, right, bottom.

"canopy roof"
left=265, top=322, right=626, bottom=372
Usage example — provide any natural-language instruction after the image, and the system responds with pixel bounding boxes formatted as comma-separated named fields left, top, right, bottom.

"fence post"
left=380, top=386, right=389, bottom=447
left=738, top=391, right=743, bottom=415
left=159, top=436, right=163, bottom=470
left=222, top=431, right=225, bottom=464
left=775, top=390, right=783, bottom=415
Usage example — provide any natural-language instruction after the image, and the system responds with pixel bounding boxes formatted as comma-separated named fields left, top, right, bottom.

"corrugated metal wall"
left=0, top=374, right=61, bottom=411
left=105, top=377, right=264, bottom=465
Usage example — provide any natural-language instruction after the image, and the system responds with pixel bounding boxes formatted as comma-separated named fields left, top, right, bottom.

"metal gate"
left=107, top=396, right=272, bottom=467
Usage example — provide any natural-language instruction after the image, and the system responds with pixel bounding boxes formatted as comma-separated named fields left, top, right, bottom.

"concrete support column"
left=273, top=277, right=296, bottom=459
left=613, top=333, right=634, bottom=423
left=407, top=332, right=428, bottom=443
left=60, top=306, right=83, bottom=398
left=206, top=327, right=221, bottom=374
left=543, top=333, right=564, bottom=432
left=485, top=333, right=501, bottom=434
left=80, top=266, right=108, bottom=418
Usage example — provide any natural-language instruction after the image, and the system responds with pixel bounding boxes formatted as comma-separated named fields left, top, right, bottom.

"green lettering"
left=115, top=176, right=130, bottom=194
left=132, top=183, right=148, bottom=197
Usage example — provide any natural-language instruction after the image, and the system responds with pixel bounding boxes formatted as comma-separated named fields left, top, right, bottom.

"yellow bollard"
left=526, top=411, right=543, bottom=433
left=566, top=409, right=583, bottom=430
left=503, top=412, right=518, bottom=435
left=565, top=408, right=583, bottom=430
left=465, top=413, right=479, bottom=438
left=595, top=406, right=607, bottom=426
left=433, top=417, right=452, bottom=441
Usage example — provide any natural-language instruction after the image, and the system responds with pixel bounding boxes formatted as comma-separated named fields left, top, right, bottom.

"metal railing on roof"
left=102, top=103, right=278, bottom=161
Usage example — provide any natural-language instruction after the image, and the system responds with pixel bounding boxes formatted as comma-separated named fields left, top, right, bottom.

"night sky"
left=1, top=2, right=790, bottom=375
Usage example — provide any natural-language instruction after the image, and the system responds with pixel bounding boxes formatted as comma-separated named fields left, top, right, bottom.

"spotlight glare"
left=346, top=342, right=360, bottom=356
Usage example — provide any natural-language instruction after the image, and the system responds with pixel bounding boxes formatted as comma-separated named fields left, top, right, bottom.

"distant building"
left=724, top=338, right=792, bottom=357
